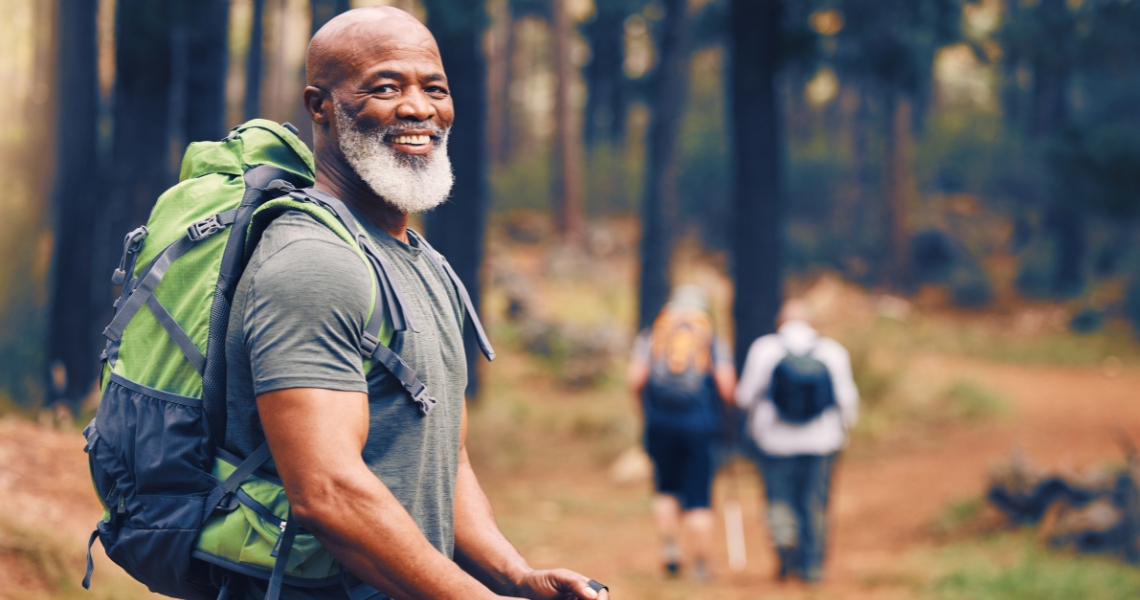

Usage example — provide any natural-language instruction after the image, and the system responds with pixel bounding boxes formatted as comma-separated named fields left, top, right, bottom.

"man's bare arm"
left=257, top=388, right=505, bottom=600
left=452, top=404, right=608, bottom=600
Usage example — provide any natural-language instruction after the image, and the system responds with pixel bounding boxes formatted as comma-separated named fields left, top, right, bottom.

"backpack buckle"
left=112, top=226, right=148, bottom=285
left=407, top=385, right=437, bottom=416
left=187, top=215, right=224, bottom=242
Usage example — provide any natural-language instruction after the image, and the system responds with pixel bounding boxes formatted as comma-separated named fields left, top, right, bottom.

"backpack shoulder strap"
left=409, top=230, right=495, bottom=362
left=262, top=186, right=443, bottom=415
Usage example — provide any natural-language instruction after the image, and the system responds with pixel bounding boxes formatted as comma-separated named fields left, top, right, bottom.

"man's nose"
left=396, top=87, right=436, bottom=121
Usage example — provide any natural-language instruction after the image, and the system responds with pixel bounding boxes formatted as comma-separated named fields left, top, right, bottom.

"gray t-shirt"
left=224, top=210, right=466, bottom=599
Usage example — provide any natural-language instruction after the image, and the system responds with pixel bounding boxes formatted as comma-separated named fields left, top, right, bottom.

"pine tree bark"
left=424, top=0, right=492, bottom=397
left=486, top=0, right=514, bottom=166
left=47, top=0, right=101, bottom=412
left=582, top=5, right=628, bottom=147
left=107, top=0, right=176, bottom=258
left=182, top=0, right=231, bottom=143
left=550, top=0, right=585, bottom=243
left=729, top=0, right=784, bottom=370
left=636, top=0, right=690, bottom=330
left=881, top=92, right=914, bottom=291
left=244, top=0, right=267, bottom=121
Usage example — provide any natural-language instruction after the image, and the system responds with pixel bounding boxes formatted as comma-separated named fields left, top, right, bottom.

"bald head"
left=306, top=6, right=440, bottom=92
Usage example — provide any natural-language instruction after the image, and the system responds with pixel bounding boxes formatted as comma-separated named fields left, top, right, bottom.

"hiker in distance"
left=735, top=299, right=858, bottom=583
left=231, top=8, right=607, bottom=599
left=627, top=286, right=736, bottom=581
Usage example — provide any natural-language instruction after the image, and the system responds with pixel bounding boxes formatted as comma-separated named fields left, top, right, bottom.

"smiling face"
left=305, top=8, right=455, bottom=212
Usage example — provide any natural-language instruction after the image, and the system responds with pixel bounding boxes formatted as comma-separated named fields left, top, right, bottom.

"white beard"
left=334, top=102, right=454, bottom=214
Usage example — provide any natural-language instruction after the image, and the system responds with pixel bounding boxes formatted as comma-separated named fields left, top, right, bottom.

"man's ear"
left=304, top=86, right=332, bottom=125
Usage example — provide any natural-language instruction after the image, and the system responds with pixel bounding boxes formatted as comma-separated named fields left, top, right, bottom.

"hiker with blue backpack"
left=735, top=299, right=859, bottom=583
left=627, top=286, right=737, bottom=581
left=83, top=7, right=608, bottom=600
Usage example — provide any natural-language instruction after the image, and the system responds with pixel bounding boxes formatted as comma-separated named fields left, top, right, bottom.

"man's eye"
left=375, top=85, right=397, bottom=94
left=426, top=86, right=449, bottom=97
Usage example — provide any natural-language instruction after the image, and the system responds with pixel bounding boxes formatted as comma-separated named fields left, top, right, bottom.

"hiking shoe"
left=665, top=561, right=680, bottom=577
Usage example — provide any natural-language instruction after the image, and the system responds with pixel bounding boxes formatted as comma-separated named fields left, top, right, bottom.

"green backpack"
left=83, top=120, right=493, bottom=600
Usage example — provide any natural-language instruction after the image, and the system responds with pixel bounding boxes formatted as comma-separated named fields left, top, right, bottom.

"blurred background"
left=3, top=0, right=1140, bottom=598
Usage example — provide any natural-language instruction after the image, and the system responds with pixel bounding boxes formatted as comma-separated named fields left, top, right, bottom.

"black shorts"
left=644, top=426, right=715, bottom=510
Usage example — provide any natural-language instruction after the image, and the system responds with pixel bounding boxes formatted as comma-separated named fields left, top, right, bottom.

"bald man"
left=222, top=8, right=608, bottom=600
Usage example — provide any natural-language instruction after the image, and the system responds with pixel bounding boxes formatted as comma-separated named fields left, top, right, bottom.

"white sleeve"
left=734, top=335, right=782, bottom=410
left=819, top=339, right=858, bottom=428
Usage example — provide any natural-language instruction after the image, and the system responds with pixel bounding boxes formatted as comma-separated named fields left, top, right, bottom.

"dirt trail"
left=2, top=358, right=1137, bottom=599
left=473, top=357, right=1140, bottom=600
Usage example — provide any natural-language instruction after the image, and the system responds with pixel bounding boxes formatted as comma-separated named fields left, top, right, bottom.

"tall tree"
left=486, top=0, right=515, bottom=166
left=244, top=0, right=268, bottom=121
left=106, top=0, right=177, bottom=270
left=46, top=0, right=101, bottom=413
left=295, top=0, right=353, bottom=146
left=550, top=0, right=585, bottom=242
left=423, top=0, right=493, bottom=397
left=830, top=0, right=962, bottom=290
left=311, top=0, right=351, bottom=34
left=582, top=0, right=640, bottom=147
left=181, top=0, right=231, bottom=143
left=636, top=0, right=691, bottom=330
left=729, top=0, right=784, bottom=370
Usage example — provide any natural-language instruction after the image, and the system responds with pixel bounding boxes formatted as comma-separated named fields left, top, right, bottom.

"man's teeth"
left=391, top=135, right=431, bottom=145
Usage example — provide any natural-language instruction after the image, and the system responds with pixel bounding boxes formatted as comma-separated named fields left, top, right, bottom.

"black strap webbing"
left=265, top=509, right=298, bottom=600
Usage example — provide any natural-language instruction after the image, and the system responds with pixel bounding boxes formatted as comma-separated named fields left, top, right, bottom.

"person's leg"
left=679, top=430, right=717, bottom=581
left=645, top=426, right=687, bottom=575
left=799, top=453, right=836, bottom=582
left=652, top=494, right=683, bottom=574
left=758, top=452, right=800, bottom=580
left=681, top=508, right=714, bottom=580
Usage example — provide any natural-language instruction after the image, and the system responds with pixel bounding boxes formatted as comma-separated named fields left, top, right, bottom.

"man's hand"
left=515, top=569, right=610, bottom=600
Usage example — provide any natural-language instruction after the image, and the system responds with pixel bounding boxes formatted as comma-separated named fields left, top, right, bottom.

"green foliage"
left=944, top=378, right=1009, bottom=421
left=585, top=142, right=641, bottom=216
left=933, top=540, right=1140, bottom=600
left=932, top=496, right=984, bottom=537
left=491, top=154, right=552, bottom=213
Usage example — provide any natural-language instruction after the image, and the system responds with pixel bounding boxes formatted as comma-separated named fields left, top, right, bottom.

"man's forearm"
left=293, top=465, right=503, bottom=600
left=452, top=449, right=533, bottom=595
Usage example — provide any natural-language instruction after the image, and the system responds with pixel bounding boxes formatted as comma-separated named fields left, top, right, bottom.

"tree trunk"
left=881, top=91, right=913, bottom=291
left=108, top=0, right=176, bottom=248
left=424, top=0, right=491, bottom=398
left=181, top=0, right=231, bottom=143
left=636, top=0, right=690, bottom=330
left=47, top=0, right=101, bottom=412
left=582, top=5, right=628, bottom=147
left=295, top=0, right=352, bottom=146
left=486, top=0, right=514, bottom=166
left=550, top=0, right=585, bottom=243
left=1031, top=0, right=1069, bottom=138
left=311, top=0, right=350, bottom=35
left=729, top=0, right=783, bottom=371
left=244, top=0, right=267, bottom=121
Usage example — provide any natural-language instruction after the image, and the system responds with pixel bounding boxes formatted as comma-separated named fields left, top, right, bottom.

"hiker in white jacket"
left=735, top=300, right=858, bottom=582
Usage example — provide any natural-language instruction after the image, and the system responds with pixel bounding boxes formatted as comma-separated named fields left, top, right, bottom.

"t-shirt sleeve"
left=242, top=238, right=374, bottom=396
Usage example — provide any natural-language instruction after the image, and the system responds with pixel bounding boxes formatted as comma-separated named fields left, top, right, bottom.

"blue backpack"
left=769, top=343, right=836, bottom=424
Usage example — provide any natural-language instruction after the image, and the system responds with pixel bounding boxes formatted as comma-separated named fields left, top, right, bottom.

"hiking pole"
left=720, top=404, right=748, bottom=572
left=724, top=457, right=747, bottom=572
